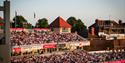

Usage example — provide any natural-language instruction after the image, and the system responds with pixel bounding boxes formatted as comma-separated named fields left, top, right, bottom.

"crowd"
left=11, top=50, right=125, bottom=63
left=10, top=30, right=125, bottom=63
left=91, top=51, right=125, bottom=62
left=10, top=31, right=85, bottom=46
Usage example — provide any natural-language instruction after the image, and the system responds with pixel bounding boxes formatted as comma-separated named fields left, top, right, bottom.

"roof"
left=95, top=19, right=118, bottom=26
left=50, top=16, right=71, bottom=28
left=89, top=19, right=125, bottom=29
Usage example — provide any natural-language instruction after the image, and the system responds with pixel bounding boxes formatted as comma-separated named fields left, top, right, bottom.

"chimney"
left=118, top=20, right=122, bottom=24
left=95, top=19, right=99, bottom=24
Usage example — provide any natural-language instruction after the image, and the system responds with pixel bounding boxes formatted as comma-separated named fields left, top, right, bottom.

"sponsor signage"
left=13, top=47, right=21, bottom=53
left=43, top=43, right=56, bottom=48
left=10, top=28, right=24, bottom=31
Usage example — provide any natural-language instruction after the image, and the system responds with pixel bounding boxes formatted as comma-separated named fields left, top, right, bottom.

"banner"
left=43, top=43, right=56, bottom=48
left=13, top=47, right=21, bottom=53
left=10, top=28, right=24, bottom=31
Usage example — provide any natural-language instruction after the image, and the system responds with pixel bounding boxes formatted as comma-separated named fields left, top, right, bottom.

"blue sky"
left=0, top=0, right=125, bottom=27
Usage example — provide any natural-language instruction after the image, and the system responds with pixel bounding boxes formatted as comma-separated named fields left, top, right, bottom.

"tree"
left=35, top=18, right=49, bottom=28
left=13, top=15, right=27, bottom=28
left=26, top=23, right=33, bottom=29
left=67, top=16, right=77, bottom=32
left=76, top=19, right=88, bottom=38
left=67, top=17, right=88, bottom=38
left=67, top=16, right=77, bottom=26
left=13, top=15, right=27, bottom=22
left=0, top=19, right=3, bottom=23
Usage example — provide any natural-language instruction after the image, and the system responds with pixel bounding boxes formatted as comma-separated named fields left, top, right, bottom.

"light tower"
left=0, top=0, right=11, bottom=63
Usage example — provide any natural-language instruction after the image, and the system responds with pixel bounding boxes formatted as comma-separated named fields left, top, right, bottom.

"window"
left=62, top=28, right=68, bottom=32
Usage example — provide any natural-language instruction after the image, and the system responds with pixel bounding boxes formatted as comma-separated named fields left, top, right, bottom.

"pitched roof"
left=50, top=16, right=71, bottom=28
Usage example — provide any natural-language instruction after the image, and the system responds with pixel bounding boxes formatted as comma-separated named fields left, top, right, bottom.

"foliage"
left=67, top=16, right=77, bottom=32
left=35, top=18, right=49, bottom=28
left=13, top=15, right=27, bottom=23
left=12, top=15, right=33, bottom=28
left=0, top=20, right=3, bottom=23
left=67, top=17, right=88, bottom=38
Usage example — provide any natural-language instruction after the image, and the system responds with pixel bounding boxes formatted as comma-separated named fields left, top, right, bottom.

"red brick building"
left=89, top=19, right=125, bottom=37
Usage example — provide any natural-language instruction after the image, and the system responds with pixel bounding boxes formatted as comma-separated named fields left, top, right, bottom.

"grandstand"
left=10, top=29, right=90, bottom=55
left=11, top=49, right=125, bottom=63
left=10, top=29, right=125, bottom=63
left=10, top=17, right=90, bottom=56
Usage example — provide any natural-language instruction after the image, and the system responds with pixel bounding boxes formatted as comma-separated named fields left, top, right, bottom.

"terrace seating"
left=11, top=50, right=125, bottom=63
left=10, top=31, right=86, bottom=46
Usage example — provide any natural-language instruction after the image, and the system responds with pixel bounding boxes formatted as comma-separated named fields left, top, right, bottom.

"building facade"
left=50, top=16, right=71, bottom=33
left=89, top=19, right=125, bottom=39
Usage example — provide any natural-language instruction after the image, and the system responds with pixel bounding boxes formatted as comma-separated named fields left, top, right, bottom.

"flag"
left=34, top=12, right=35, bottom=18
left=15, top=11, right=17, bottom=27
left=15, top=11, right=17, bottom=16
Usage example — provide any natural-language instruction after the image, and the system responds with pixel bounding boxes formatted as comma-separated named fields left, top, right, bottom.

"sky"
left=0, top=0, right=125, bottom=27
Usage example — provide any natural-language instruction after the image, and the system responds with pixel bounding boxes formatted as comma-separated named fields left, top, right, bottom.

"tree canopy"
left=13, top=15, right=31, bottom=28
left=67, top=17, right=77, bottom=32
left=67, top=16, right=77, bottom=26
left=13, top=15, right=27, bottom=23
left=67, top=17, right=88, bottom=38
left=0, top=19, right=3, bottom=23
left=35, top=18, right=49, bottom=28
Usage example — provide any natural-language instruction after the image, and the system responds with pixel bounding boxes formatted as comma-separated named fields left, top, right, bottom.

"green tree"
left=67, top=17, right=88, bottom=38
left=67, top=16, right=77, bottom=32
left=35, top=18, right=48, bottom=28
left=13, top=15, right=27, bottom=28
left=76, top=19, right=88, bottom=38
left=0, top=19, right=3, bottom=23
left=13, top=15, right=27, bottom=22
left=26, top=23, right=33, bottom=29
